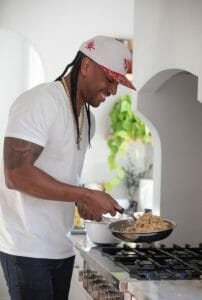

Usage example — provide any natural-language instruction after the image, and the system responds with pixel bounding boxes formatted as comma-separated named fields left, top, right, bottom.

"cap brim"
left=100, top=65, right=136, bottom=90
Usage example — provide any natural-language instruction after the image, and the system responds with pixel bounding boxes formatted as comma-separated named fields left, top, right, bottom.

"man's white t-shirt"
left=0, top=81, right=95, bottom=259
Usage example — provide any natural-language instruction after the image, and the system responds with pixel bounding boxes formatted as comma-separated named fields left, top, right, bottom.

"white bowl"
left=85, top=220, right=120, bottom=245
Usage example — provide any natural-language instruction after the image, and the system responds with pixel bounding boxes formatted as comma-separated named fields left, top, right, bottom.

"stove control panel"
left=79, top=268, right=124, bottom=299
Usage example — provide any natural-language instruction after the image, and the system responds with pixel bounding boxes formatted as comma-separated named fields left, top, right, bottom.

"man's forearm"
left=4, top=137, right=88, bottom=202
left=5, top=164, right=87, bottom=202
left=3, top=138, right=122, bottom=221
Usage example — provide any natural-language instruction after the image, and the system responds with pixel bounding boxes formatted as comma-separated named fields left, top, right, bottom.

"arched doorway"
left=136, top=69, right=201, bottom=245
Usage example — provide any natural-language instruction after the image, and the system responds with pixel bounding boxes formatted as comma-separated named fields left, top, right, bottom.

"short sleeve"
left=5, top=84, right=57, bottom=147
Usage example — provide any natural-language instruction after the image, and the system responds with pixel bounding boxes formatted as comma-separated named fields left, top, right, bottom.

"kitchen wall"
left=134, top=0, right=202, bottom=245
left=0, top=0, right=138, bottom=197
left=0, top=0, right=134, bottom=81
left=134, top=0, right=202, bottom=99
left=0, top=28, right=45, bottom=157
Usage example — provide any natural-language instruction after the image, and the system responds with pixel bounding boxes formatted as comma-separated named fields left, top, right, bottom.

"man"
left=0, top=35, right=135, bottom=300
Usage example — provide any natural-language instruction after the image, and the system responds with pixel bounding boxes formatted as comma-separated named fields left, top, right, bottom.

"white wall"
left=0, top=0, right=134, bottom=81
left=138, top=72, right=202, bottom=246
left=0, top=28, right=45, bottom=155
left=134, top=0, right=202, bottom=101
left=0, top=0, right=136, bottom=196
left=134, top=0, right=202, bottom=244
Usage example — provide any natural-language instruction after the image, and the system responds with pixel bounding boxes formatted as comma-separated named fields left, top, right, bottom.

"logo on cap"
left=85, top=41, right=95, bottom=51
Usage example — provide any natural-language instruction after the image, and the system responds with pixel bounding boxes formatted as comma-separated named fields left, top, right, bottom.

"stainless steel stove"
left=74, top=235, right=202, bottom=300
left=101, top=243, right=202, bottom=281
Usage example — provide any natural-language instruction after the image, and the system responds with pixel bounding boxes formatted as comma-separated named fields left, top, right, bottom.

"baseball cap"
left=79, top=35, right=136, bottom=90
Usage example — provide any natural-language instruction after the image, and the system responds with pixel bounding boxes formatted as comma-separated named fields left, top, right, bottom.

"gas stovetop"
left=101, top=243, right=202, bottom=280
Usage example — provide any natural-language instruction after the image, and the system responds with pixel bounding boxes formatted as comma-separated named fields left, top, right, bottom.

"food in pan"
left=122, top=212, right=170, bottom=233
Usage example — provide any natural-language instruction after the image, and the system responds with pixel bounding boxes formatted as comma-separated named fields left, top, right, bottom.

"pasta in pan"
left=122, top=212, right=169, bottom=233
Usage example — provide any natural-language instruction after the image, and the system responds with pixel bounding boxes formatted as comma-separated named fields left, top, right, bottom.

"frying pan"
left=108, top=218, right=176, bottom=243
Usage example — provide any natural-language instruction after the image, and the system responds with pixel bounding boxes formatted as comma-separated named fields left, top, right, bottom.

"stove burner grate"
left=101, top=244, right=202, bottom=280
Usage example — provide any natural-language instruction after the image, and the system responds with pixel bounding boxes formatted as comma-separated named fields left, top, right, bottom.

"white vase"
left=138, top=179, right=153, bottom=211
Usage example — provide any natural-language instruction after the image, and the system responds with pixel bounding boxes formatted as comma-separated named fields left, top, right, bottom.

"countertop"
left=68, top=233, right=202, bottom=300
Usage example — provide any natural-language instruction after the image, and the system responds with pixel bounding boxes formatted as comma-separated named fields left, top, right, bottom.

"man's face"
left=80, top=58, right=119, bottom=107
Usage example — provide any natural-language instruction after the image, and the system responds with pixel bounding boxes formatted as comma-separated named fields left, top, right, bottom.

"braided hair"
left=55, top=51, right=91, bottom=147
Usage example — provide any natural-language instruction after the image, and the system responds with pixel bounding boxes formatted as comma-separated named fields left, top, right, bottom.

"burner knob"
left=91, top=281, right=110, bottom=299
left=87, top=275, right=103, bottom=293
left=98, top=284, right=115, bottom=299
left=101, top=290, right=124, bottom=300
left=79, top=269, right=94, bottom=281
left=82, top=270, right=97, bottom=289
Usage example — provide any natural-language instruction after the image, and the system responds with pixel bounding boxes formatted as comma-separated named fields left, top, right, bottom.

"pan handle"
left=116, top=208, right=136, bottom=219
left=116, top=207, right=124, bottom=214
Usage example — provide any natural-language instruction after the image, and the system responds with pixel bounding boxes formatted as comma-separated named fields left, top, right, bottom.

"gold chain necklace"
left=61, top=77, right=85, bottom=150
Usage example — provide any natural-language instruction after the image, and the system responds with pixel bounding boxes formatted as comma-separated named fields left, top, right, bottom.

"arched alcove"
left=136, top=69, right=202, bottom=246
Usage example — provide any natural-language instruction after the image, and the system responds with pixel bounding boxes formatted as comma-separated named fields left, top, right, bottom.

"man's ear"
left=80, top=57, right=92, bottom=76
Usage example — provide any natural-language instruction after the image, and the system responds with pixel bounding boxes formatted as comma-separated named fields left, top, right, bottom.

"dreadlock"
left=55, top=51, right=91, bottom=147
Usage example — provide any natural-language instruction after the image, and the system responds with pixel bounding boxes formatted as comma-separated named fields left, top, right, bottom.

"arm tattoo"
left=4, top=137, right=44, bottom=170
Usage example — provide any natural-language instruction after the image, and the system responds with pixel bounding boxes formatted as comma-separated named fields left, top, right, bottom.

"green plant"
left=104, top=94, right=151, bottom=192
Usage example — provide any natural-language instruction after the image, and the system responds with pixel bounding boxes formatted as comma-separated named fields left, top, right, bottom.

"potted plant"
left=104, top=94, right=152, bottom=194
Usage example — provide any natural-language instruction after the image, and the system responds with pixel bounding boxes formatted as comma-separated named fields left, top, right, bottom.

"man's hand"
left=77, top=189, right=123, bottom=222
left=77, top=202, right=96, bottom=221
